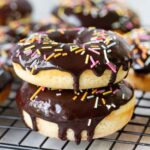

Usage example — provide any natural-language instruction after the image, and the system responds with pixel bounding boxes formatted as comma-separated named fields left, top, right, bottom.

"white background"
left=29, top=0, right=150, bottom=26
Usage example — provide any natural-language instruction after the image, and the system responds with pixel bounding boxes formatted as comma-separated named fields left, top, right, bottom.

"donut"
left=16, top=81, right=135, bottom=144
left=52, top=0, right=140, bottom=33
left=0, top=0, right=32, bottom=25
left=12, top=28, right=131, bottom=90
left=0, top=68, right=12, bottom=102
left=125, top=28, right=150, bottom=91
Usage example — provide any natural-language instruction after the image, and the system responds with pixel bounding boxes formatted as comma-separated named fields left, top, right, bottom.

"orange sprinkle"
left=30, top=87, right=43, bottom=100
left=54, top=53, right=61, bottom=58
left=75, top=48, right=84, bottom=54
left=73, top=96, right=78, bottom=100
left=136, top=58, right=144, bottom=67
left=92, top=89, right=97, bottom=94
left=46, top=53, right=55, bottom=61
left=81, top=92, right=88, bottom=101
left=102, top=98, right=106, bottom=105
left=62, top=53, right=68, bottom=56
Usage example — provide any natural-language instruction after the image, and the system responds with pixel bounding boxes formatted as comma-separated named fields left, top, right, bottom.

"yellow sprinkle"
left=25, top=45, right=35, bottom=50
left=46, top=53, right=55, bottom=61
left=36, top=49, right=41, bottom=55
left=103, top=90, right=112, bottom=96
left=47, top=29, right=55, bottom=33
left=62, top=53, right=68, bottom=56
left=102, top=98, right=106, bottom=105
left=91, top=45, right=99, bottom=48
left=31, top=67, right=35, bottom=74
left=105, top=38, right=110, bottom=45
left=74, top=6, right=82, bottom=13
left=75, top=48, right=84, bottom=54
left=43, top=42, right=50, bottom=45
left=58, top=7, right=65, bottom=16
left=73, top=96, right=78, bottom=100
left=30, top=87, right=43, bottom=100
left=92, top=89, right=97, bottom=94
left=85, top=54, right=90, bottom=64
left=81, top=92, right=88, bottom=101
left=54, top=53, right=61, bottom=58
left=54, top=49, right=63, bottom=52
left=70, top=47, right=79, bottom=52
left=41, top=46, right=52, bottom=49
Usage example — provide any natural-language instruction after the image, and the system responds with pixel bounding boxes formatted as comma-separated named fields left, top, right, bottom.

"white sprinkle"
left=107, top=42, right=116, bottom=49
left=81, top=50, right=85, bottom=55
left=87, top=119, right=92, bottom=126
left=101, top=45, right=106, bottom=50
left=103, top=49, right=109, bottom=63
left=106, top=104, right=111, bottom=110
left=87, top=95, right=94, bottom=99
left=111, top=103, right=116, bottom=108
left=94, top=97, right=99, bottom=109
left=56, top=93, right=62, bottom=96
left=122, top=93, right=125, bottom=99
left=60, top=44, right=64, bottom=48
left=107, top=49, right=112, bottom=53
left=80, top=90, right=83, bottom=93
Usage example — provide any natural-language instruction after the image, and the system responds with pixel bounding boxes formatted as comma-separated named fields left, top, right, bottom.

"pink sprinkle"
left=91, top=60, right=100, bottom=68
left=90, top=56, right=96, bottom=65
left=126, top=22, right=133, bottom=29
left=31, top=51, right=37, bottom=57
left=88, top=48, right=100, bottom=55
left=96, top=89, right=105, bottom=94
left=41, top=87, right=45, bottom=91
left=43, top=54, right=46, bottom=60
left=113, top=89, right=119, bottom=94
left=23, top=49, right=32, bottom=55
left=106, top=62, right=117, bottom=73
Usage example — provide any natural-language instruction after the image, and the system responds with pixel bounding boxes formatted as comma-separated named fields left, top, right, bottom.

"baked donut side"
left=16, top=81, right=135, bottom=144
left=12, top=28, right=131, bottom=89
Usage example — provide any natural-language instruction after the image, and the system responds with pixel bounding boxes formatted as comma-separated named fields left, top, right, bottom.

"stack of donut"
left=12, top=27, right=135, bottom=144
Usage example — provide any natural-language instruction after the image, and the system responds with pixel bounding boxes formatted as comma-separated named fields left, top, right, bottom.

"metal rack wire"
left=0, top=80, right=150, bottom=150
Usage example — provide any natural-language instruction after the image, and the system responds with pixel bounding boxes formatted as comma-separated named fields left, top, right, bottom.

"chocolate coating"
left=17, top=81, right=134, bottom=144
left=0, top=0, right=32, bottom=25
left=0, top=68, right=12, bottom=92
left=126, top=28, right=150, bottom=74
left=52, top=0, right=140, bottom=33
left=12, top=28, right=131, bottom=89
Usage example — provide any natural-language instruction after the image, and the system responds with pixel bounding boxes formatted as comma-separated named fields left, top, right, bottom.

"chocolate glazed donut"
left=0, top=0, right=32, bottom=25
left=12, top=28, right=131, bottom=90
left=17, top=81, right=134, bottom=144
left=52, top=0, right=140, bottom=33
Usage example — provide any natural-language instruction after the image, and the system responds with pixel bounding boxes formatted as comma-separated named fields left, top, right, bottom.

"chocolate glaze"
left=52, top=0, right=140, bottom=33
left=0, top=0, right=32, bottom=25
left=0, top=68, right=12, bottom=92
left=16, top=81, right=134, bottom=144
left=126, top=28, right=150, bottom=74
left=12, top=28, right=131, bottom=89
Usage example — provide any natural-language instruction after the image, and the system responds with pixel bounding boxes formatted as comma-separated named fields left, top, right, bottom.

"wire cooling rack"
left=0, top=80, right=150, bottom=150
